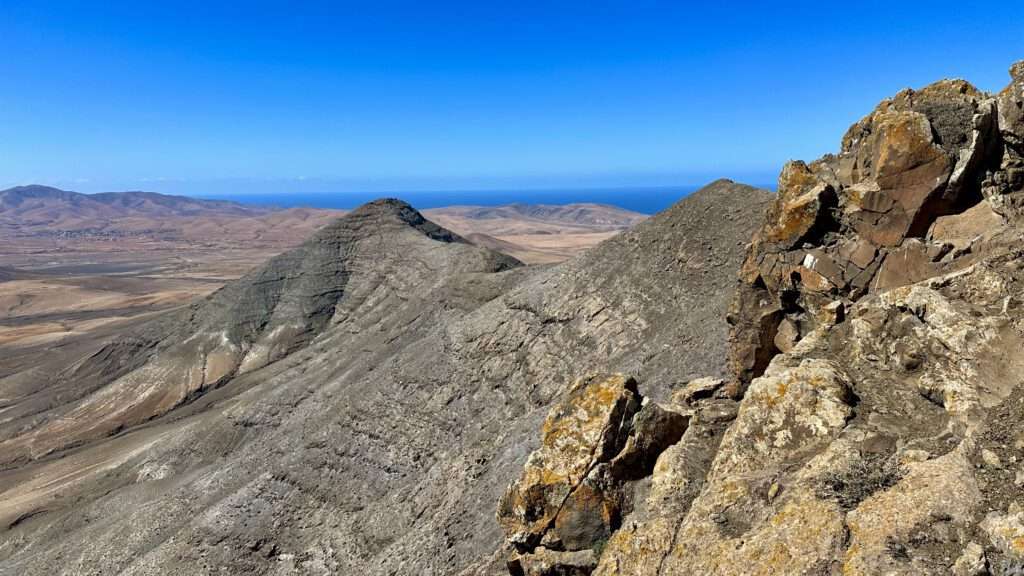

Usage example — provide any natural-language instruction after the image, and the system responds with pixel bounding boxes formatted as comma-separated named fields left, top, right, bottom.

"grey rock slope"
left=0, top=182, right=770, bottom=575
left=0, top=199, right=519, bottom=470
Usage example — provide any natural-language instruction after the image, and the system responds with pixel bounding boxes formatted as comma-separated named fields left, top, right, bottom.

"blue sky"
left=1, top=1, right=1022, bottom=196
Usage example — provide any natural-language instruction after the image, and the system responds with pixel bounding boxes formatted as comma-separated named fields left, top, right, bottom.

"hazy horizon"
left=8, top=180, right=783, bottom=215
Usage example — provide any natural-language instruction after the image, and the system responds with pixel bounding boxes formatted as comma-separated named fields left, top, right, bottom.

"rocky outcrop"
left=496, top=375, right=687, bottom=574
left=728, top=63, right=1024, bottom=387
left=495, top=61, right=1024, bottom=576
left=506, top=245, right=1024, bottom=576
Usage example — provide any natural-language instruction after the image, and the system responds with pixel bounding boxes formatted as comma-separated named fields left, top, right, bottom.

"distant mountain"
left=0, top=186, right=649, bottom=264
left=424, top=202, right=648, bottom=263
left=0, top=185, right=266, bottom=222
left=424, top=202, right=646, bottom=232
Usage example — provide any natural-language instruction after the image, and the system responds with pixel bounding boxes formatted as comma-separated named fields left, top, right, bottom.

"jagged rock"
left=998, top=61, right=1024, bottom=154
left=497, top=374, right=641, bottom=552
left=873, top=238, right=945, bottom=290
left=671, top=377, right=724, bottom=405
left=607, top=401, right=689, bottom=481
left=593, top=391, right=737, bottom=576
left=929, top=200, right=1004, bottom=245
left=772, top=316, right=801, bottom=352
left=497, top=374, right=690, bottom=573
left=982, top=504, right=1024, bottom=562
left=506, top=65, right=1024, bottom=576
left=592, top=252, right=1024, bottom=575
left=728, top=65, right=1024, bottom=387
left=507, top=547, right=597, bottom=576
left=951, top=542, right=987, bottom=576
left=761, top=160, right=836, bottom=249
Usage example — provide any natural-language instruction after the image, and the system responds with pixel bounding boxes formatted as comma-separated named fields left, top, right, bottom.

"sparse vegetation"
left=817, top=452, right=906, bottom=510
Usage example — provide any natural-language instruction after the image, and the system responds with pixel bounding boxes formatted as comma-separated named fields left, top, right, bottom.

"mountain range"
left=1, top=60, right=1023, bottom=576
left=0, top=184, right=645, bottom=265
left=0, top=178, right=769, bottom=574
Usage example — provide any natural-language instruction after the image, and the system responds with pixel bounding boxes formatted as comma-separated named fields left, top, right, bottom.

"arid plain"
left=0, top=185, right=645, bottom=373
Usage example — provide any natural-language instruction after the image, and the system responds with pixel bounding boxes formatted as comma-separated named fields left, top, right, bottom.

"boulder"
left=497, top=373, right=691, bottom=573
left=951, top=542, right=987, bottom=576
left=762, top=161, right=835, bottom=248
left=507, top=547, right=597, bottom=576
left=981, top=504, right=1024, bottom=562
left=497, top=374, right=641, bottom=551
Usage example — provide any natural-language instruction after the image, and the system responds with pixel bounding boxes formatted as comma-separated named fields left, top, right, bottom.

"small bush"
left=817, top=452, right=905, bottom=510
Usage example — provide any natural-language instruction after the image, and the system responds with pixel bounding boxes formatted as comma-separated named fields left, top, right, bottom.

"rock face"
left=497, top=375, right=687, bottom=574
left=728, top=66, right=1022, bottom=387
left=495, top=61, right=1024, bottom=575
left=0, top=182, right=770, bottom=574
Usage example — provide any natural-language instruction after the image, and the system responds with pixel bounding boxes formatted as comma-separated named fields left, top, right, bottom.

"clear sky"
left=2, top=1, right=1022, bottom=196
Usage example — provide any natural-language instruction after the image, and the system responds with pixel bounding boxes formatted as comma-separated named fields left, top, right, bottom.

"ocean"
left=193, top=185, right=725, bottom=215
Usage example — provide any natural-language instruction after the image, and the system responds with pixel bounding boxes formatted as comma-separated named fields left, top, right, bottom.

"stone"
left=508, top=547, right=597, bottom=576
left=842, top=238, right=878, bottom=269
left=498, top=374, right=691, bottom=572
left=929, top=201, right=1004, bottom=243
left=981, top=507, right=1024, bottom=560
left=803, top=249, right=846, bottom=288
left=873, top=239, right=943, bottom=291
left=951, top=542, right=987, bottom=576
left=762, top=161, right=835, bottom=248
left=772, top=317, right=800, bottom=353
left=981, top=449, right=1002, bottom=469
left=672, top=377, right=725, bottom=405
left=497, top=374, right=641, bottom=551
left=998, top=60, right=1024, bottom=149
left=817, top=300, right=846, bottom=326
left=608, top=402, right=689, bottom=481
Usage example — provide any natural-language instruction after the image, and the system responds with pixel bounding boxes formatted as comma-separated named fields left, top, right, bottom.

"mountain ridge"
left=0, top=184, right=267, bottom=218
left=0, top=179, right=771, bottom=575
left=0, top=185, right=648, bottom=265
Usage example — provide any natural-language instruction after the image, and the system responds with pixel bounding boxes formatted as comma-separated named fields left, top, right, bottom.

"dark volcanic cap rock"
left=343, top=197, right=471, bottom=244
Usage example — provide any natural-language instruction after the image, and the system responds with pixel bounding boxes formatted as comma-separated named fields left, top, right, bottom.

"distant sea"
left=193, top=186, right=738, bottom=215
